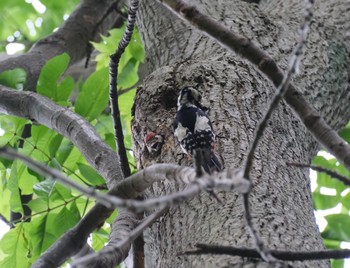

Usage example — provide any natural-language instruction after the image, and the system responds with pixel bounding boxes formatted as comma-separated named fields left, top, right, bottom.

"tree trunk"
left=131, top=0, right=350, bottom=267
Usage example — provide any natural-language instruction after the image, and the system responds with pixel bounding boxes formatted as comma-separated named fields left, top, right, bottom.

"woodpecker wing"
left=174, top=106, right=215, bottom=153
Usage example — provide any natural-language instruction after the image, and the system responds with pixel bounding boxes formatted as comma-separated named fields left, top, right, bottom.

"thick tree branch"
left=156, top=0, right=350, bottom=172
left=0, top=0, right=118, bottom=91
left=72, top=209, right=140, bottom=268
left=71, top=205, right=167, bottom=267
left=0, top=85, right=123, bottom=188
left=182, top=244, right=350, bottom=262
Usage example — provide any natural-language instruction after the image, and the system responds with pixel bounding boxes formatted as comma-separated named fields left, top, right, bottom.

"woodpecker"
left=173, top=87, right=221, bottom=174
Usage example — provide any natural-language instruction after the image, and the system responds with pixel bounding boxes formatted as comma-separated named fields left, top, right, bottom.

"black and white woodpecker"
left=173, top=87, right=221, bottom=174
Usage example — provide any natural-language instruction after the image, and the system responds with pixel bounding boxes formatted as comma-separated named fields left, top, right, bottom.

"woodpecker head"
left=177, top=87, right=203, bottom=110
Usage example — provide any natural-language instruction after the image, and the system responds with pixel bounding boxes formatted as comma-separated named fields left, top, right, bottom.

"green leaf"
left=33, top=179, right=55, bottom=202
left=27, top=198, right=48, bottom=213
left=322, top=214, right=350, bottom=242
left=129, top=32, right=145, bottom=62
left=8, top=161, right=23, bottom=214
left=78, top=163, right=105, bottom=185
left=18, top=166, right=39, bottom=195
left=56, top=75, right=74, bottom=105
left=48, top=202, right=80, bottom=237
left=341, top=192, right=350, bottom=210
left=118, top=58, right=138, bottom=88
left=0, top=183, right=11, bottom=223
left=331, top=259, right=344, bottom=268
left=29, top=214, right=57, bottom=260
left=55, top=139, right=74, bottom=165
left=0, top=68, right=26, bottom=90
left=91, top=229, right=109, bottom=251
left=36, top=53, right=71, bottom=101
left=61, top=146, right=84, bottom=172
left=75, top=67, right=109, bottom=121
left=312, top=192, right=340, bottom=210
left=49, top=134, right=63, bottom=158
left=92, top=27, right=144, bottom=70
left=119, top=88, right=136, bottom=117
left=33, top=179, right=72, bottom=203
left=312, top=156, right=348, bottom=194
left=106, top=209, right=118, bottom=224
left=322, top=238, right=342, bottom=249
left=340, top=126, right=350, bottom=143
left=50, top=183, right=72, bottom=202
left=0, top=223, right=31, bottom=268
left=0, top=116, right=28, bottom=146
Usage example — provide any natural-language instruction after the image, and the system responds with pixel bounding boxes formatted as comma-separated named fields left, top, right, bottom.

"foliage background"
left=0, top=1, right=349, bottom=267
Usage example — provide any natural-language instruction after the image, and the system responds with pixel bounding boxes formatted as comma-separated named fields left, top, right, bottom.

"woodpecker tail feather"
left=194, top=149, right=222, bottom=175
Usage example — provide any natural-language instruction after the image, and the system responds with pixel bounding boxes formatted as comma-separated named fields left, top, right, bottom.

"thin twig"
left=181, top=243, right=350, bottom=261
left=118, top=81, right=140, bottom=96
left=287, top=162, right=350, bottom=186
left=109, top=0, right=139, bottom=178
left=71, top=205, right=168, bottom=267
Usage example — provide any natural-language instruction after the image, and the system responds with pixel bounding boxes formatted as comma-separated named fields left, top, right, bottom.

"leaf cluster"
left=0, top=24, right=143, bottom=264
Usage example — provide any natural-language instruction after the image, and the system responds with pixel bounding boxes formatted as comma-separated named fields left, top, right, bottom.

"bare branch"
left=109, top=0, right=140, bottom=177
left=287, top=162, right=350, bottom=186
left=71, top=205, right=168, bottom=267
left=182, top=243, right=350, bottom=262
left=156, top=0, right=350, bottom=172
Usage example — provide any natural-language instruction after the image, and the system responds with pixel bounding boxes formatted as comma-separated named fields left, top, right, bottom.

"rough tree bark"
left=131, top=0, right=350, bottom=267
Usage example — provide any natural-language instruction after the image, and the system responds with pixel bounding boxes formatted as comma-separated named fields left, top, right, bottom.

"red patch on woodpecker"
left=144, top=132, right=156, bottom=143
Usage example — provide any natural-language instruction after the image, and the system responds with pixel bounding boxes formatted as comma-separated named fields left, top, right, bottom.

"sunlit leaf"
left=0, top=223, right=31, bottom=268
